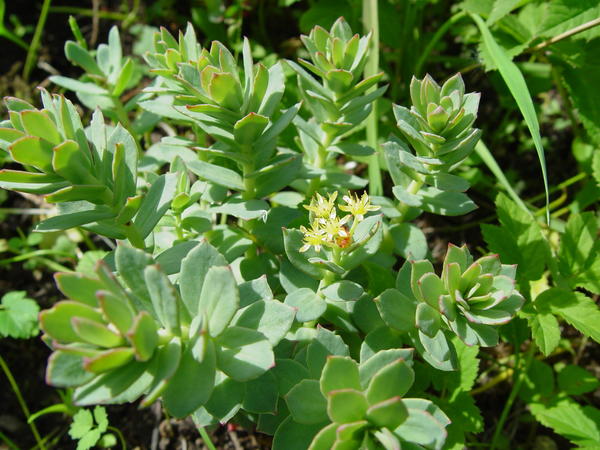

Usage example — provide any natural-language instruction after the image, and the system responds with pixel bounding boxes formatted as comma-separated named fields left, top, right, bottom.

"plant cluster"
left=0, top=6, right=598, bottom=450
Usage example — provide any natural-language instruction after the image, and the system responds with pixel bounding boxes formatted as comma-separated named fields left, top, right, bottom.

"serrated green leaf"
left=529, top=398, right=600, bottom=447
left=0, top=291, right=40, bottom=339
left=558, top=365, right=600, bottom=396
left=529, top=312, right=560, bottom=356
left=92, top=405, right=108, bottom=433
left=558, top=212, right=600, bottom=292
left=536, top=288, right=600, bottom=344
left=69, top=409, right=94, bottom=439
left=482, top=193, right=549, bottom=282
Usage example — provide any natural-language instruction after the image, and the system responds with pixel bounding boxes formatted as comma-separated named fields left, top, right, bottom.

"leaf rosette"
left=394, top=73, right=481, bottom=166
left=278, top=354, right=450, bottom=450
left=384, top=73, right=482, bottom=218
left=377, top=244, right=524, bottom=370
left=41, top=243, right=295, bottom=418
left=143, top=25, right=300, bottom=197
left=0, top=93, right=173, bottom=243
left=288, top=17, right=386, bottom=141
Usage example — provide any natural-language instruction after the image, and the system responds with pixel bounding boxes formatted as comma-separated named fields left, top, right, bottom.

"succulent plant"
left=282, top=353, right=450, bottom=450
left=288, top=17, right=386, bottom=142
left=49, top=26, right=140, bottom=114
left=0, top=93, right=167, bottom=245
left=394, top=73, right=481, bottom=165
left=40, top=244, right=295, bottom=418
left=376, top=244, right=524, bottom=370
left=143, top=25, right=300, bottom=198
left=383, top=73, right=482, bottom=218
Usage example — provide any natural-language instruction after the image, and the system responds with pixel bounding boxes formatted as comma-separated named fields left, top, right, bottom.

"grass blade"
left=470, top=13, right=549, bottom=223
left=475, top=140, right=532, bottom=217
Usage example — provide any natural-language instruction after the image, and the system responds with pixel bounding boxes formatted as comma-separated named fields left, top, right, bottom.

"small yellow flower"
left=339, top=191, right=380, bottom=221
left=299, top=219, right=327, bottom=253
left=303, top=191, right=338, bottom=219
left=319, top=214, right=350, bottom=241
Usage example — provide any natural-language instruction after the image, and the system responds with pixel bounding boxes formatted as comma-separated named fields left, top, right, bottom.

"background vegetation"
left=0, top=0, right=598, bottom=449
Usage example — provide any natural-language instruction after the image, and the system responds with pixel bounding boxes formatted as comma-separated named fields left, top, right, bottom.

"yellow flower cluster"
left=299, top=191, right=380, bottom=253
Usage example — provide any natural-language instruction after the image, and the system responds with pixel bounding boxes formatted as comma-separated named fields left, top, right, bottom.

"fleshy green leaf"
left=327, top=389, right=368, bottom=423
left=143, top=265, right=180, bottom=335
left=285, top=379, right=329, bottom=425
left=198, top=266, right=239, bottom=337
left=162, top=335, right=216, bottom=417
left=320, top=356, right=361, bottom=396
left=215, top=326, right=274, bottom=381
left=366, top=359, right=414, bottom=404
left=284, top=288, right=327, bottom=323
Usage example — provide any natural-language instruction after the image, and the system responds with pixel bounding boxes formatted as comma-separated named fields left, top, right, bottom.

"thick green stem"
left=242, top=168, right=256, bottom=201
left=23, top=0, right=52, bottom=81
left=307, top=132, right=335, bottom=196
left=0, top=354, right=46, bottom=450
left=362, top=0, right=382, bottom=196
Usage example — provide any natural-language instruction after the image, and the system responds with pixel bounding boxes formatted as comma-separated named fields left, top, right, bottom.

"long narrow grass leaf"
left=475, top=140, right=532, bottom=216
left=471, top=13, right=549, bottom=223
